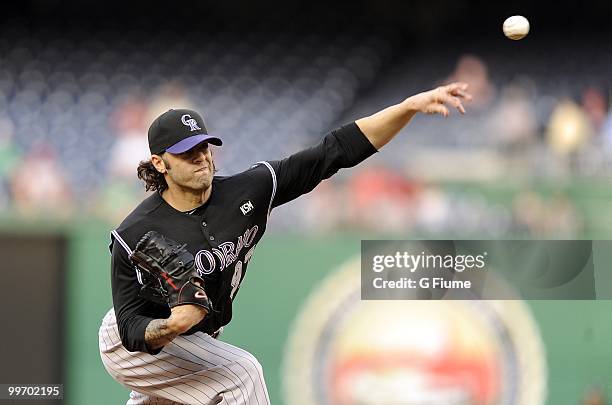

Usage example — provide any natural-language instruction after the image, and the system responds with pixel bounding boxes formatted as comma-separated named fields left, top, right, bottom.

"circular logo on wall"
left=282, top=258, right=547, bottom=405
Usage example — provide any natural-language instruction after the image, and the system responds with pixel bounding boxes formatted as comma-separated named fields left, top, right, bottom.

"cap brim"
left=165, top=134, right=223, bottom=154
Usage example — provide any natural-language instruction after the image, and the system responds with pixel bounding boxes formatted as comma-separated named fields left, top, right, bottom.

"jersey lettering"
left=212, top=248, right=226, bottom=272
left=195, top=249, right=216, bottom=275
left=230, top=260, right=243, bottom=299
left=194, top=225, right=259, bottom=274
left=218, top=242, right=238, bottom=264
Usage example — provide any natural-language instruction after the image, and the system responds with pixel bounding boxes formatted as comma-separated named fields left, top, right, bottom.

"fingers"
left=452, top=95, right=466, bottom=114
left=435, top=83, right=471, bottom=115
left=450, top=83, right=472, bottom=101
left=446, top=82, right=468, bottom=93
left=446, top=82, right=473, bottom=101
left=439, top=93, right=465, bottom=114
left=413, top=82, right=472, bottom=117
left=428, top=103, right=450, bottom=117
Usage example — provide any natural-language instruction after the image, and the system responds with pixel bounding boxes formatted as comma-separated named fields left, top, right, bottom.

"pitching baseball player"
left=98, top=82, right=472, bottom=404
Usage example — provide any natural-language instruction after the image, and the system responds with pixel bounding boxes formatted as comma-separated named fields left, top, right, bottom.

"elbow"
left=116, top=314, right=149, bottom=353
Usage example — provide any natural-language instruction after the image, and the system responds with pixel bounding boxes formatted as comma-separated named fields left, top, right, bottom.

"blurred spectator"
left=345, top=166, right=420, bottom=232
left=101, top=95, right=156, bottom=223
left=546, top=98, right=593, bottom=155
left=581, top=87, right=607, bottom=133
left=10, top=144, right=73, bottom=217
left=512, top=191, right=546, bottom=235
left=512, top=190, right=581, bottom=237
left=299, top=180, right=343, bottom=232
left=445, top=54, right=495, bottom=109
left=109, top=97, right=149, bottom=179
left=488, top=82, right=537, bottom=151
left=413, top=185, right=451, bottom=234
left=542, top=192, right=582, bottom=237
left=600, top=105, right=612, bottom=151
left=145, top=82, right=195, bottom=125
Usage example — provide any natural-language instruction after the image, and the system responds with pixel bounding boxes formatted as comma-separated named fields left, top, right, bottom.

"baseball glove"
left=129, top=231, right=213, bottom=313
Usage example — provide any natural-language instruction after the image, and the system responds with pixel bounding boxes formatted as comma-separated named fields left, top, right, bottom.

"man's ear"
left=151, top=154, right=166, bottom=174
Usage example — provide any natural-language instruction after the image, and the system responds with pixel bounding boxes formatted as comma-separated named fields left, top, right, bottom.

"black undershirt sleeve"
left=110, top=239, right=165, bottom=355
left=269, top=122, right=377, bottom=208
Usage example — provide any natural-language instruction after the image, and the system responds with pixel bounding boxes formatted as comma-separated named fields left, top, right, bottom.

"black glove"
left=129, top=231, right=213, bottom=313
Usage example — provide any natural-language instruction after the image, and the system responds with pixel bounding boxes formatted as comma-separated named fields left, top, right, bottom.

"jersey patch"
left=239, top=200, right=254, bottom=216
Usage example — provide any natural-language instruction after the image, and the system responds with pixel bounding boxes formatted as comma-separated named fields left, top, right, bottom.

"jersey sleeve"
left=265, top=122, right=377, bottom=208
left=110, top=233, right=166, bottom=355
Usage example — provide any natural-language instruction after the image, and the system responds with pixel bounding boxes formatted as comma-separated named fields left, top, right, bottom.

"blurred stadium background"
left=1, top=0, right=612, bottom=404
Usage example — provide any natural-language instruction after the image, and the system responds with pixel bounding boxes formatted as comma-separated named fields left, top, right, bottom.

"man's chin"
left=193, top=179, right=213, bottom=191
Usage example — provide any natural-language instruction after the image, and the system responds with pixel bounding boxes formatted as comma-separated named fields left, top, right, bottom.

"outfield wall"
left=0, top=221, right=610, bottom=404
left=62, top=224, right=612, bottom=404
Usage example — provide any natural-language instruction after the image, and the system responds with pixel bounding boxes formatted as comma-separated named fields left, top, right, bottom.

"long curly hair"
left=137, top=159, right=168, bottom=192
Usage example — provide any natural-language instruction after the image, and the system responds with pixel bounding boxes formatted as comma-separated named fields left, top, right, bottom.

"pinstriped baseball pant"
left=99, top=308, right=271, bottom=405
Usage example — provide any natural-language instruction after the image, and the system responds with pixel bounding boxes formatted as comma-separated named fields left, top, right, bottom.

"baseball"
left=503, top=15, right=530, bottom=40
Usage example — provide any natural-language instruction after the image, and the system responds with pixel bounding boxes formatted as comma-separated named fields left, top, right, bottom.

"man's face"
left=158, top=142, right=214, bottom=191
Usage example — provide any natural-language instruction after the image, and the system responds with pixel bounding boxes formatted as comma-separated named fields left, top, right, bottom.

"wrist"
left=401, top=97, right=418, bottom=114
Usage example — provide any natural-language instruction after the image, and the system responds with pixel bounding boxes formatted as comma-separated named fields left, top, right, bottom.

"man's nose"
left=192, top=150, right=208, bottom=163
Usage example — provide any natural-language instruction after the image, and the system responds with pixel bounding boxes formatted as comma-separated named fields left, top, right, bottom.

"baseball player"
left=98, top=82, right=472, bottom=405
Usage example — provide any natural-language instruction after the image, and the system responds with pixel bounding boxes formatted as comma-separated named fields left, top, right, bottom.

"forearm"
left=145, top=305, right=207, bottom=350
left=355, top=99, right=417, bottom=150
left=144, top=318, right=181, bottom=350
left=355, top=82, right=471, bottom=150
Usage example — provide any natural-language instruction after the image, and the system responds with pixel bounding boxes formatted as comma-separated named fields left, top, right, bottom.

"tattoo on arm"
left=145, top=319, right=179, bottom=350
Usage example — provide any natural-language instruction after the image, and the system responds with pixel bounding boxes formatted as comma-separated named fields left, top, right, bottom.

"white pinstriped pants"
left=99, top=308, right=271, bottom=405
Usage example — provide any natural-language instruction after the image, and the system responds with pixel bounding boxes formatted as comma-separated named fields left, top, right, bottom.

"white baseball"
left=503, top=15, right=530, bottom=40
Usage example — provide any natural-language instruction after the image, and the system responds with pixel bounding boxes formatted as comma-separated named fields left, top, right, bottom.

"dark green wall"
left=56, top=224, right=612, bottom=404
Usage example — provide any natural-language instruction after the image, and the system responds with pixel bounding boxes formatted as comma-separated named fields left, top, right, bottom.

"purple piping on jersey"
left=166, top=134, right=223, bottom=154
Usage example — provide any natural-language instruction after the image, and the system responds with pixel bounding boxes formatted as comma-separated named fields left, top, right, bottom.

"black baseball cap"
left=147, top=109, right=222, bottom=155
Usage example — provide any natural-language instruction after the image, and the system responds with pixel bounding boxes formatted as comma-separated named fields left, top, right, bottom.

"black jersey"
left=109, top=122, right=376, bottom=354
